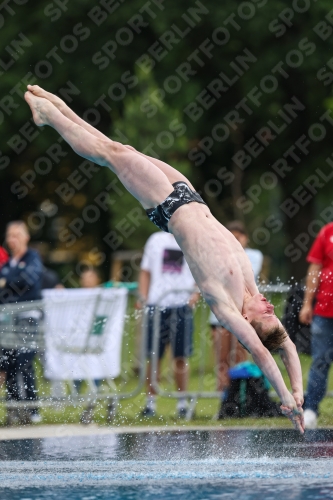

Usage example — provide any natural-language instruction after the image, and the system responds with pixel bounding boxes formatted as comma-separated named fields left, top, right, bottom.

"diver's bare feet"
left=27, top=85, right=66, bottom=114
left=24, top=91, right=55, bottom=127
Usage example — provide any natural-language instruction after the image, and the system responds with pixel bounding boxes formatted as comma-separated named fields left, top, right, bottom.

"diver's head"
left=243, top=293, right=287, bottom=351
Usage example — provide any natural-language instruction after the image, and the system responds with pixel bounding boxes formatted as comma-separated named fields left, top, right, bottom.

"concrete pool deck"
left=0, top=423, right=312, bottom=441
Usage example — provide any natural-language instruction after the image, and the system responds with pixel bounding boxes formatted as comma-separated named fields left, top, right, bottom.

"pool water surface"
left=1, top=429, right=333, bottom=499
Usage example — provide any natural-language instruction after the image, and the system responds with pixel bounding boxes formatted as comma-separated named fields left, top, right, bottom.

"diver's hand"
left=292, top=391, right=304, bottom=409
left=281, top=394, right=305, bottom=434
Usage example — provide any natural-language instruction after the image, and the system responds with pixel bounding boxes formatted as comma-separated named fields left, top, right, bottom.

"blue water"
left=1, top=429, right=333, bottom=499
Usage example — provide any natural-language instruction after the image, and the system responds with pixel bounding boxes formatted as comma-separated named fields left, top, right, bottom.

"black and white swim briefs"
left=146, top=181, right=207, bottom=233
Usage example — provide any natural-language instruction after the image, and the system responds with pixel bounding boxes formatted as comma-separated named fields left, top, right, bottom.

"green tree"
left=109, top=69, right=193, bottom=250
left=1, top=0, right=333, bottom=281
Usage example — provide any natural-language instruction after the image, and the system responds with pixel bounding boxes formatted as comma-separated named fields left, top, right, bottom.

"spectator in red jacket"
left=300, top=222, right=333, bottom=429
left=0, top=246, right=9, bottom=269
left=0, top=246, right=9, bottom=388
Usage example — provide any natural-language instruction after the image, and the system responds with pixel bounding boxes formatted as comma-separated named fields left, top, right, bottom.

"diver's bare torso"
left=168, top=202, right=258, bottom=318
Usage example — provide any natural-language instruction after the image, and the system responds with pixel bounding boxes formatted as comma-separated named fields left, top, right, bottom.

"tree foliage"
left=1, top=0, right=333, bottom=280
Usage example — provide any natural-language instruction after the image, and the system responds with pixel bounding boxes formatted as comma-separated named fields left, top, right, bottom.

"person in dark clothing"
left=42, top=266, right=62, bottom=290
left=282, top=284, right=311, bottom=355
left=0, top=221, right=43, bottom=424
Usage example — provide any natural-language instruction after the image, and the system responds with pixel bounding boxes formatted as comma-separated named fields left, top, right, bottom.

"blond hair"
left=251, top=320, right=288, bottom=352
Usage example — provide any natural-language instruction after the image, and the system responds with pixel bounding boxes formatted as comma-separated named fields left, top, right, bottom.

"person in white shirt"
left=137, top=231, right=199, bottom=418
left=209, top=220, right=263, bottom=419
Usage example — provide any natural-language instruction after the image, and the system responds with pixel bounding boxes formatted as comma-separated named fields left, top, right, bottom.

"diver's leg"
left=27, top=85, right=194, bottom=189
left=24, top=92, right=173, bottom=209
left=27, top=85, right=108, bottom=141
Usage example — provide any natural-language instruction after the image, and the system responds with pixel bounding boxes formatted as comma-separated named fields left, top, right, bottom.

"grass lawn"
left=1, top=356, right=332, bottom=430
left=1, top=297, right=333, bottom=429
